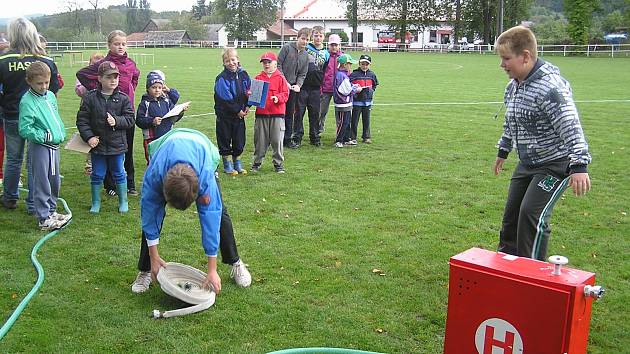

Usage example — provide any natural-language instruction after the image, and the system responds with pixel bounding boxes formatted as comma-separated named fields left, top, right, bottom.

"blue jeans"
left=2, top=119, right=25, bottom=201
left=91, top=153, right=126, bottom=185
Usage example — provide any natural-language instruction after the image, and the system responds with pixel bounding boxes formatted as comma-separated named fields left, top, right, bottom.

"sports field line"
left=64, top=99, right=630, bottom=130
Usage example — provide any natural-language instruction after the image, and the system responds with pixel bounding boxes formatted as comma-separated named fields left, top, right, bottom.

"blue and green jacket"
left=142, top=128, right=223, bottom=257
left=213, top=66, right=251, bottom=118
left=18, top=88, right=66, bottom=147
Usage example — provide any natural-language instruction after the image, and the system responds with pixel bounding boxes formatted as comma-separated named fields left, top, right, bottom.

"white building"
left=253, top=0, right=454, bottom=48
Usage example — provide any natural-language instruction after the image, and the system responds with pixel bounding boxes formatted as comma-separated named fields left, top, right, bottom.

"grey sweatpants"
left=319, top=92, right=333, bottom=134
left=498, top=160, right=571, bottom=260
left=27, top=142, right=61, bottom=222
left=253, top=116, right=285, bottom=168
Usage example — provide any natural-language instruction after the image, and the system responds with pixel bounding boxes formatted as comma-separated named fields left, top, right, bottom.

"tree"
left=88, top=0, right=102, bottom=34
left=192, top=0, right=209, bottom=20
left=126, top=0, right=152, bottom=34
left=345, top=0, right=359, bottom=45
left=564, top=0, right=598, bottom=44
left=215, top=0, right=278, bottom=41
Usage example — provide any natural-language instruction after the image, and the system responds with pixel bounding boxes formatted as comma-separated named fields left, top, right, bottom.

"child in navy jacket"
left=349, top=54, right=379, bottom=144
left=136, top=71, right=187, bottom=163
left=213, top=48, right=251, bottom=175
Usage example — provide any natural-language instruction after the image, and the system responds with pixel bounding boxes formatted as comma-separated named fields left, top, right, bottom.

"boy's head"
left=222, top=47, right=239, bottom=72
left=296, top=28, right=310, bottom=50
left=311, top=26, right=325, bottom=46
left=89, top=52, right=104, bottom=65
left=260, top=52, right=278, bottom=74
left=163, top=163, right=199, bottom=210
left=146, top=72, right=164, bottom=98
left=328, top=34, right=341, bottom=53
left=337, top=53, right=357, bottom=71
left=97, top=61, right=120, bottom=91
left=25, top=61, right=51, bottom=95
left=495, top=26, right=538, bottom=81
left=358, top=54, right=371, bottom=71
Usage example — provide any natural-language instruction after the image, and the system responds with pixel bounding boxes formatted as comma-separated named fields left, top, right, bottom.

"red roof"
left=127, top=32, right=148, bottom=42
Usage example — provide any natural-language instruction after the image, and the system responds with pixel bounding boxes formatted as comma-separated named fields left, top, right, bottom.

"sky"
left=2, top=0, right=198, bottom=19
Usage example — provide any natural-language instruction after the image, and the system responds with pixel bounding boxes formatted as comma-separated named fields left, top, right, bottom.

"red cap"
left=260, top=52, right=277, bottom=62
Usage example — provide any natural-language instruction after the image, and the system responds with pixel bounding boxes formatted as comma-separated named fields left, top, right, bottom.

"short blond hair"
left=496, top=26, right=538, bottom=60
left=312, top=26, right=324, bottom=35
left=222, top=47, right=238, bottom=63
left=25, top=61, right=50, bottom=81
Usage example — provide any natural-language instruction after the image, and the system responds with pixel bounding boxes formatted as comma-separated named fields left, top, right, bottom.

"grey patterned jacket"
left=497, top=60, right=591, bottom=173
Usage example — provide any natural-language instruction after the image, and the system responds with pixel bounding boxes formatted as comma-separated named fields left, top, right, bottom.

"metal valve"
left=548, top=255, right=569, bottom=275
left=584, top=285, right=605, bottom=300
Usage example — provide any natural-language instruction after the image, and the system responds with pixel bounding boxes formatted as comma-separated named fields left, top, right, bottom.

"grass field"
left=1, top=49, right=629, bottom=353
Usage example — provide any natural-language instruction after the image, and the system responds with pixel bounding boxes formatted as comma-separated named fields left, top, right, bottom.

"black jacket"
left=76, top=88, right=135, bottom=155
left=0, top=51, right=60, bottom=120
left=349, top=68, right=379, bottom=103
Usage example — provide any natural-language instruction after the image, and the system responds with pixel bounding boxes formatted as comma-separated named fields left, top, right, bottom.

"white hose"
left=153, top=262, right=216, bottom=319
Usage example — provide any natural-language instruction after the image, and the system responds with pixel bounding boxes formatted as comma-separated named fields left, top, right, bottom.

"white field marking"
left=372, top=99, right=630, bottom=106
left=65, top=99, right=630, bottom=129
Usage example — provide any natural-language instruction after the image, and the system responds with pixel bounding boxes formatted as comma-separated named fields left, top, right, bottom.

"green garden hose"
left=267, top=348, right=383, bottom=354
left=0, top=195, right=72, bottom=341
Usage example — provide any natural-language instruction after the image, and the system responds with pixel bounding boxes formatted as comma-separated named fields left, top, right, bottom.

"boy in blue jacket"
left=214, top=48, right=251, bottom=175
left=136, top=71, right=188, bottom=164
left=18, top=62, right=70, bottom=230
left=349, top=54, right=379, bottom=144
left=131, top=128, right=251, bottom=294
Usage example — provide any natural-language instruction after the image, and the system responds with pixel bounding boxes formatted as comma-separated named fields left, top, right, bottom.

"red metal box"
left=444, top=247, right=597, bottom=354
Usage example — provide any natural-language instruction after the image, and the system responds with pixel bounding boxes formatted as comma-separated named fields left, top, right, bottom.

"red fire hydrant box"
left=443, top=247, right=599, bottom=354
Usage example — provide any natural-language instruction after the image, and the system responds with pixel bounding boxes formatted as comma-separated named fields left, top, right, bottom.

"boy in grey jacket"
left=277, top=27, right=309, bottom=148
left=493, top=26, right=591, bottom=261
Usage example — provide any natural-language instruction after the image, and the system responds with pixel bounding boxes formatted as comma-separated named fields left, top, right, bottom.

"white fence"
left=45, top=41, right=630, bottom=57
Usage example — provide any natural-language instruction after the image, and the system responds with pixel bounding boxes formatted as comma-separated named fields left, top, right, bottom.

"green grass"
left=1, top=49, right=629, bottom=353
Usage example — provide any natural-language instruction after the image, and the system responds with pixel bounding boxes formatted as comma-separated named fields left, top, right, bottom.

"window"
left=430, top=30, right=437, bottom=42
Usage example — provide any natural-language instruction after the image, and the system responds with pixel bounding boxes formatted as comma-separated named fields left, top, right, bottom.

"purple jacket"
left=76, top=51, right=140, bottom=105
left=321, top=50, right=342, bottom=93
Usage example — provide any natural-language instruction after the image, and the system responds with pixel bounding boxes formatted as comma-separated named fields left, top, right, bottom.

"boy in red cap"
left=251, top=52, right=289, bottom=173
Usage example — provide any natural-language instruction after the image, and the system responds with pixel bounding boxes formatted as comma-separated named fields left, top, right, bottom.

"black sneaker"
left=128, top=188, right=139, bottom=196
left=310, top=141, right=321, bottom=147
left=289, top=141, right=301, bottom=149
left=251, top=164, right=261, bottom=173
left=106, top=189, right=117, bottom=196
left=1, top=196, right=17, bottom=209
left=274, top=165, right=286, bottom=174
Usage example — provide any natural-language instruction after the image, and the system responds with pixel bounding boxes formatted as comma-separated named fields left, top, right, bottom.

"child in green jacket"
left=18, top=62, right=70, bottom=230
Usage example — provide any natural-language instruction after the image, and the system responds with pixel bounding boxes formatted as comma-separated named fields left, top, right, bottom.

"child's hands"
left=271, top=96, right=278, bottom=103
left=202, top=270, right=222, bottom=295
left=87, top=136, right=100, bottom=148
left=153, top=117, right=162, bottom=125
left=237, top=110, right=247, bottom=118
left=162, top=84, right=170, bottom=93
left=290, top=84, right=301, bottom=93
left=182, top=102, right=191, bottom=111
left=106, top=112, right=116, bottom=127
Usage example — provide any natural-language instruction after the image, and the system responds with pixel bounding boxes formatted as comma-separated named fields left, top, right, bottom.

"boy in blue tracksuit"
left=349, top=54, right=379, bottom=144
left=214, top=48, right=251, bottom=175
left=133, top=128, right=251, bottom=295
left=18, top=62, right=70, bottom=230
left=135, top=71, right=186, bottom=163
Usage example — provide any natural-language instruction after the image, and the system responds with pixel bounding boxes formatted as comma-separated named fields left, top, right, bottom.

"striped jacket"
left=497, top=60, right=591, bottom=173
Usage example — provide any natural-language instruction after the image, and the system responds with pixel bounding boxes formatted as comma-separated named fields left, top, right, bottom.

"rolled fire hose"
left=153, top=262, right=216, bottom=319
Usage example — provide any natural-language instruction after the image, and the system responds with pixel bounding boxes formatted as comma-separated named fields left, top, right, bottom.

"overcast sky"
left=3, top=0, right=198, bottom=19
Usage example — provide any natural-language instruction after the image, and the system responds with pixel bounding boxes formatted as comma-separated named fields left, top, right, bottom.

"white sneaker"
left=334, top=142, right=344, bottom=148
left=39, top=216, right=64, bottom=231
left=51, top=212, right=72, bottom=223
left=131, top=271, right=152, bottom=293
left=230, top=260, right=252, bottom=288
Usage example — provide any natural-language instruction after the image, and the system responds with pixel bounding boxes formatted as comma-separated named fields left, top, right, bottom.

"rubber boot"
left=90, top=184, right=102, bottom=213
left=223, top=156, right=237, bottom=176
left=116, top=183, right=129, bottom=213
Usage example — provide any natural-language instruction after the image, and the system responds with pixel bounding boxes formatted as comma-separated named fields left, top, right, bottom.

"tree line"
left=5, top=0, right=630, bottom=45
